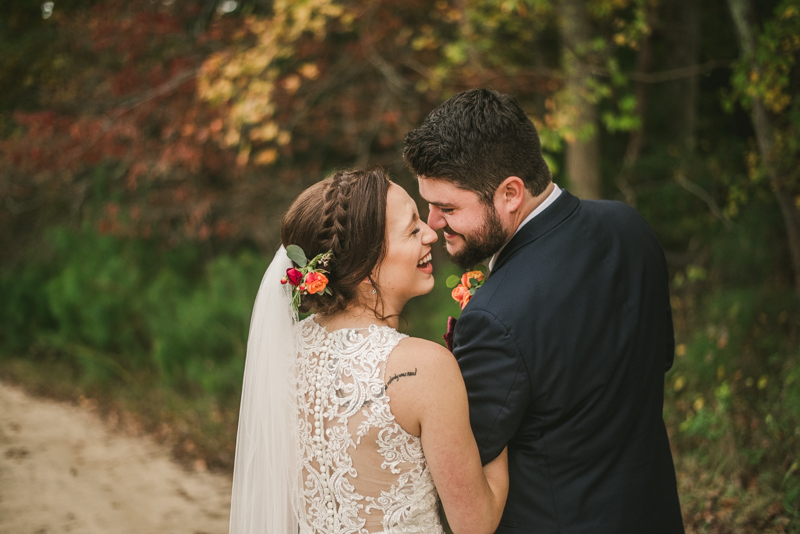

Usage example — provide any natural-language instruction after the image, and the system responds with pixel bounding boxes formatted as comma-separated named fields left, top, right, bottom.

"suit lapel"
left=492, top=190, right=580, bottom=274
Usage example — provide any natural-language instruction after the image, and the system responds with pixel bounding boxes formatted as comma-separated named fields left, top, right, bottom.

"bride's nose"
left=421, top=222, right=437, bottom=244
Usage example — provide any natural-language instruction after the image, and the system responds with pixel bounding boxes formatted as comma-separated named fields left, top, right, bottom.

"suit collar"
left=488, top=184, right=562, bottom=271
left=491, top=189, right=580, bottom=273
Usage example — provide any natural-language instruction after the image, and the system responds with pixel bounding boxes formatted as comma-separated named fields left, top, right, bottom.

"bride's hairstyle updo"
left=280, top=166, right=391, bottom=315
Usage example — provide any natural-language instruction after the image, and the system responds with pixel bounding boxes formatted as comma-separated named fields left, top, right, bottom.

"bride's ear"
left=362, top=276, right=378, bottom=295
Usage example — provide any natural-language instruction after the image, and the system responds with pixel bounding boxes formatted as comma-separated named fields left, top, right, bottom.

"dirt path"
left=0, top=381, right=232, bottom=534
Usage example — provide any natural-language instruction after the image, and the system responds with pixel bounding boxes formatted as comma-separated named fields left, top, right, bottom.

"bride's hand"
left=483, top=446, right=509, bottom=490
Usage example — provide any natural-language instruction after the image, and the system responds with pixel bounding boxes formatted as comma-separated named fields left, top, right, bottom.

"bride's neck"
left=316, top=302, right=401, bottom=331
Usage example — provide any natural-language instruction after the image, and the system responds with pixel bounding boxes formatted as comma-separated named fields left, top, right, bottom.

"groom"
left=403, top=89, right=684, bottom=533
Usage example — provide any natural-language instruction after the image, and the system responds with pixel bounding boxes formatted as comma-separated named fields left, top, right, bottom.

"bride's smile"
left=370, top=183, right=437, bottom=312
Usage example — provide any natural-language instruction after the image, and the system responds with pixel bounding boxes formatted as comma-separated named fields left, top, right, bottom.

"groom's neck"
left=508, top=181, right=555, bottom=235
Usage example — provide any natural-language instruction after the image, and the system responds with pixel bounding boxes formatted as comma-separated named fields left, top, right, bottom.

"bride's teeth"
left=417, top=253, right=432, bottom=266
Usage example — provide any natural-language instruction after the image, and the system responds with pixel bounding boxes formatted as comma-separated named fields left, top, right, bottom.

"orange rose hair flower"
left=304, top=271, right=329, bottom=294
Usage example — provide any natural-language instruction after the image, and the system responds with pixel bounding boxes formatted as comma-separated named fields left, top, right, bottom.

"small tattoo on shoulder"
left=384, top=368, right=417, bottom=391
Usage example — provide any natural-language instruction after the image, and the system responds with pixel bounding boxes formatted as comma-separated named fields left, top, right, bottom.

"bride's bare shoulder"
left=385, top=337, right=463, bottom=436
left=389, top=336, right=458, bottom=373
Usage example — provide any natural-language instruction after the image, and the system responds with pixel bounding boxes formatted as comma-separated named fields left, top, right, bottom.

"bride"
left=229, top=166, right=508, bottom=534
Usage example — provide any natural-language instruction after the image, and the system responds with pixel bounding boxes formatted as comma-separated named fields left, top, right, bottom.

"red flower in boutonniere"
left=443, top=316, right=457, bottom=352
left=446, top=267, right=487, bottom=310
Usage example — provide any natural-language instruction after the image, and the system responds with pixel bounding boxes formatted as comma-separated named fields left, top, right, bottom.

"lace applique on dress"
left=296, top=317, right=444, bottom=534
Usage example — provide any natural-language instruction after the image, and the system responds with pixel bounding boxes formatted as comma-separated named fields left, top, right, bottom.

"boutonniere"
left=280, top=244, right=333, bottom=312
left=443, top=316, right=457, bottom=352
left=446, top=266, right=487, bottom=310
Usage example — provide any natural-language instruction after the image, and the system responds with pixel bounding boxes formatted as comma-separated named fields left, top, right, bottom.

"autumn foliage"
left=1, top=1, right=800, bottom=531
left=1, top=0, right=661, bottom=255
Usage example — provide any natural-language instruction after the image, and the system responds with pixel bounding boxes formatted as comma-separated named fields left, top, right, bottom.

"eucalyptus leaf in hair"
left=286, top=244, right=308, bottom=267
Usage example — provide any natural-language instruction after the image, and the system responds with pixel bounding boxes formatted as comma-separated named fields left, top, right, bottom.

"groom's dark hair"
left=403, top=88, right=551, bottom=204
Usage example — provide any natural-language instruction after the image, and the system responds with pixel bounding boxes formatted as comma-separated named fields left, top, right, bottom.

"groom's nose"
left=427, top=206, right=446, bottom=231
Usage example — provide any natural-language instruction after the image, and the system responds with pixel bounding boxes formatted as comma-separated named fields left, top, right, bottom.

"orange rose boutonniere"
left=446, top=267, right=487, bottom=310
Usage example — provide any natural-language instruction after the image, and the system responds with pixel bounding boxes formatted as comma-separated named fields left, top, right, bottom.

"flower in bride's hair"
left=285, top=267, right=303, bottom=286
left=282, top=245, right=334, bottom=312
left=305, top=271, right=329, bottom=294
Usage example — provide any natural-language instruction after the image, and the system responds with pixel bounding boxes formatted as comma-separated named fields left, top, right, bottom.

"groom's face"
left=417, top=177, right=510, bottom=270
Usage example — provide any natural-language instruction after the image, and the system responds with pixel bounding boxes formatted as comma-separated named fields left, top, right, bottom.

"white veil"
left=229, top=245, right=301, bottom=533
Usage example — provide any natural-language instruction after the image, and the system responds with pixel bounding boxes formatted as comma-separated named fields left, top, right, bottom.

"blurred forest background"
left=0, top=0, right=799, bottom=531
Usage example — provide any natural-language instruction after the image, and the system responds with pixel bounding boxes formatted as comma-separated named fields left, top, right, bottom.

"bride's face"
left=372, top=184, right=437, bottom=308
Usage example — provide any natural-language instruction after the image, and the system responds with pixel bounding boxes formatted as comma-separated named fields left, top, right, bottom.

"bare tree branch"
left=625, top=59, right=732, bottom=83
left=64, top=68, right=200, bottom=164
left=675, top=171, right=733, bottom=230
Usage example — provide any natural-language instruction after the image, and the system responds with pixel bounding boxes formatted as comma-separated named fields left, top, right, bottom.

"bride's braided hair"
left=320, top=172, right=352, bottom=269
left=280, top=166, right=390, bottom=315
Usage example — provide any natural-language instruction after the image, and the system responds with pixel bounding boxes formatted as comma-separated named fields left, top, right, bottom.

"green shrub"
left=0, top=227, right=266, bottom=398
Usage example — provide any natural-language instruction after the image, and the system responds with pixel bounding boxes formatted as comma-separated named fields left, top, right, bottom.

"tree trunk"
left=557, top=0, right=601, bottom=200
left=663, top=0, right=699, bottom=153
left=616, top=1, right=657, bottom=207
left=726, top=0, right=800, bottom=294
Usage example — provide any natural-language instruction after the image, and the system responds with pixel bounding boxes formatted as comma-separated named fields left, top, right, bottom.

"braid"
left=320, top=171, right=352, bottom=267
left=280, top=165, right=389, bottom=316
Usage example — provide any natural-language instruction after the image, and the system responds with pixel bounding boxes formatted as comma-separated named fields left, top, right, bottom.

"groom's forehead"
left=417, top=177, right=478, bottom=205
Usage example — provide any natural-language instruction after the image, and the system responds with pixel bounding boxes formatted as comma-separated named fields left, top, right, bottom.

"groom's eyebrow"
left=429, top=201, right=456, bottom=209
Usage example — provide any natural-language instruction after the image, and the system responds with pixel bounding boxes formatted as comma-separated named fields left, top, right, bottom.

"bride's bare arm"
left=385, top=338, right=509, bottom=534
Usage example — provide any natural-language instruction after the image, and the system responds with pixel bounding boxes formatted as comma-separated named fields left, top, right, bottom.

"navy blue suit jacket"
left=452, top=190, right=684, bottom=533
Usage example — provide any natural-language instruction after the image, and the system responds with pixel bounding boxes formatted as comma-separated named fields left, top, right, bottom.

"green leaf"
left=468, top=277, right=481, bottom=287
left=446, top=275, right=461, bottom=288
left=323, top=287, right=332, bottom=296
left=286, top=244, right=308, bottom=267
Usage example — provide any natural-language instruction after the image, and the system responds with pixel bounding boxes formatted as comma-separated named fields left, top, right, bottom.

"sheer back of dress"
left=295, top=317, right=442, bottom=534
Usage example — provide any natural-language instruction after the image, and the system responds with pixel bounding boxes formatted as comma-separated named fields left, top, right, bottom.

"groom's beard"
left=445, top=207, right=510, bottom=270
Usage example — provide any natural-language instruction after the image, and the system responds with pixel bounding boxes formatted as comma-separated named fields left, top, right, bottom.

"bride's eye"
left=411, top=227, right=420, bottom=236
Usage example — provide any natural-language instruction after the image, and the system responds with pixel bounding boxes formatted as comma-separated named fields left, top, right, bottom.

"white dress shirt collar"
left=487, top=183, right=562, bottom=272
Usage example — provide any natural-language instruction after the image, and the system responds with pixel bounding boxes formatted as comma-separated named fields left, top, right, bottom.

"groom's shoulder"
left=578, top=197, right=653, bottom=228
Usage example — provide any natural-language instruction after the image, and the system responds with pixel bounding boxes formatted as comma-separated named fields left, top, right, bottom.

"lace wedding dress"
left=295, top=316, right=445, bottom=534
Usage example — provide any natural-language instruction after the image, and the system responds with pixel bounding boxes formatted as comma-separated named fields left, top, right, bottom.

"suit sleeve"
left=659, top=249, right=676, bottom=373
left=453, top=309, right=530, bottom=465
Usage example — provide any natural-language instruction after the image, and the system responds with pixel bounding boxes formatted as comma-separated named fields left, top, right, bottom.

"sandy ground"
left=0, top=381, right=232, bottom=534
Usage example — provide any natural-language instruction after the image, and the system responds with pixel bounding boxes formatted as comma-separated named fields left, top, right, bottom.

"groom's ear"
left=496, top=176, right=526, bottom=214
